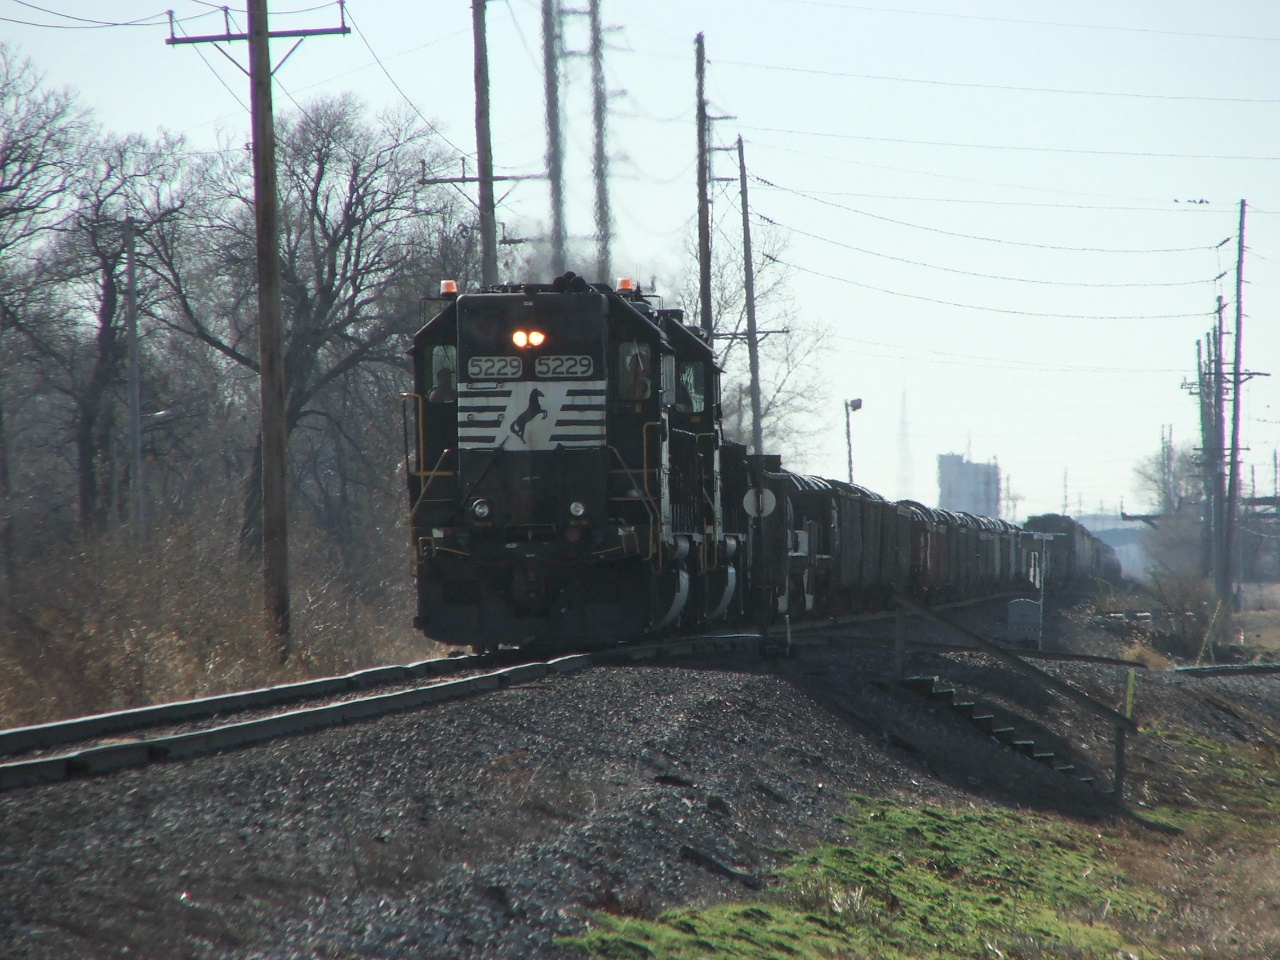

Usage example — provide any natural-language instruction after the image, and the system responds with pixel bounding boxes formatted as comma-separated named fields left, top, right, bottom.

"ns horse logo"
left=509, top=388, right=548, bottom=442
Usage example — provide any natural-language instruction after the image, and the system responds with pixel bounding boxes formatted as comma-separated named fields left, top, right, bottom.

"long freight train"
left=403, top=273, right=1118, bottom=651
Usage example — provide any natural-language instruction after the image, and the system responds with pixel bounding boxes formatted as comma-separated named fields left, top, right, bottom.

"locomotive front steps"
left=896, top=674, right=1095, bottom=787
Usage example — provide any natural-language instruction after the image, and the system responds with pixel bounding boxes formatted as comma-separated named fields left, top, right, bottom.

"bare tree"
left=1133, top=441, right=1202, bottom=516
left=148, top=95, right=472, bottom=550
left=13, top=133, right=186, bottom=534
left=676, top=219, right=832, bottom=463
left=0, top=43, right=88, bottom=612
left=0, top=43, right=87, bottom=264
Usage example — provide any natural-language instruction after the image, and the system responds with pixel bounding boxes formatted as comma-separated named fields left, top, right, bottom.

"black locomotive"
left=404, top=274, right=1118, bottom=651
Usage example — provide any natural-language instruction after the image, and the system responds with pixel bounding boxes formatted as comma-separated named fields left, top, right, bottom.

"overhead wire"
left=827, top=333, right=1188, bottom=374
left=745, top=138, right=1204, bottom=206
left=171, top=13, right=249, bottom=113
left=742, top=124, right=1280, bottom=162
left=754, top=175, right=1221, bottom=254
left=344, top=6, right=472, bottom=159
left=762, top=1, right=1280, bottom=46
left=763, top=188, right=1225, bottom=214
left=1, top=1, right=213, bottom=28
left=714, top=57, right=1280, bottom=105
left=757, top=212, right=1218, bottom=288
left=768, top=254, right=1210, bottom=321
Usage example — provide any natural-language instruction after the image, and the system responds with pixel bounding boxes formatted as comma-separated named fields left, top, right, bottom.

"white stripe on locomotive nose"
left=458, top=379, right=608, bottom=450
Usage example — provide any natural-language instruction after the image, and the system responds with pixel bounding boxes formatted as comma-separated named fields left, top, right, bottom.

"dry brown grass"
left=1231, top=609, right=1280, bottom=657
left=0, top=500, right=446, bottom=728
left=1123, top=640, right=1173, bottom=671
left=1108, top=826, right=1280, bottom=958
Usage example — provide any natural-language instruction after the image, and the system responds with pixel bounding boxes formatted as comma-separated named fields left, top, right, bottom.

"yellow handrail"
left=607, top=445, right=658, bottom=562
left=408, top=447, right=455, bottom=572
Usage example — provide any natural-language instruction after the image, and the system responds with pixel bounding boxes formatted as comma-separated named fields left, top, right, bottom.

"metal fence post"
left=1113, top=726, right=1126, bottom=800
left=894, top=611, right=906, bottom=682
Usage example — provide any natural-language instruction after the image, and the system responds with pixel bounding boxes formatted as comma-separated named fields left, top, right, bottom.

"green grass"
left=562, top=797, right=1163, bottom=959
left=1138, top=721, right=1280, bottom=835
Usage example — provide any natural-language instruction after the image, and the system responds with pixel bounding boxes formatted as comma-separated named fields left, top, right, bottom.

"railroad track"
left=0, top=592, right=1163, bottom=795
left=0, top=632, right=763, bottom=793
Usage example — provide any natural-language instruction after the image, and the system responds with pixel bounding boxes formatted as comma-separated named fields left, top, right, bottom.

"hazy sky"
left=6, top=1, right=1280, bottom=519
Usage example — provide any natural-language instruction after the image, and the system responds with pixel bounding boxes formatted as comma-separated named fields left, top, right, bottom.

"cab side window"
left=617, top=342, right=651, bottom=400
left=428, top=345, right=457, bottom=402
left=676, top=360, right=706, bottom=413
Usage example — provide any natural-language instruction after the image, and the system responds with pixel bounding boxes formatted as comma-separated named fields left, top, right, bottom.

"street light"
left=844, top=398, right=863, bottom=484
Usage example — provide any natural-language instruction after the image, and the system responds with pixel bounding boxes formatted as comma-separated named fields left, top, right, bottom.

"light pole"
left=844, top=398, right=863, bottom=484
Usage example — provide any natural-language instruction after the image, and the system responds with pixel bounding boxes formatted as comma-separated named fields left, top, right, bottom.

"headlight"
left=472, top=499, right=492, bottom=519
left=569, top=501, right=586, bottom=517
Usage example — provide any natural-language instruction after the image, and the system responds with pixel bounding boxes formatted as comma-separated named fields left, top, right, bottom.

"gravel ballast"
left=4, top=607, right=1279, bottom=959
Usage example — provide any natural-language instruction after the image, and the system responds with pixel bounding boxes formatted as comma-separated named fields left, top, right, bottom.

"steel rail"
left=0, top=655, right=487, bottom=758
left=0, top=633, right=765, bottom=793
left=1170, top=662, right=1280, bottom=677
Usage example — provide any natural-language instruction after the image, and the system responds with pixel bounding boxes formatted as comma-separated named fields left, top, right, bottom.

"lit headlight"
left=472, top=499, right=492, bottom=519
left=569, top=501, right=586, bottom=517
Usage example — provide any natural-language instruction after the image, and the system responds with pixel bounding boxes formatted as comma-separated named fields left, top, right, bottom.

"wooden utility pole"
left=168, top=2, right=349, bottom=660
left=1213, top=296, right=1227, bottom=594
left=247, top=0, right=290, bottom=653
left=736, top=136, right=763, bottom=454
left=0, top=312, right=13, bottom=621
left=1223, top=199, right=1248, bottom=611
left=1194, top=337, right=1212, bottom=576
left=472, top=0, right=498, bottom=286
left=125, top=216, right=144, bottom=537
left=695, top=33, right=712, bottom=336
left=587, top=0, right=611, bottom=284
left=542, top=0, right=566, bottom=273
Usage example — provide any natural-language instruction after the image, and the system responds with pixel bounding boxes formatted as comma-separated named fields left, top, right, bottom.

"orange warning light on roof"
left=440, top=279, right=458, bottom=297
left=616, top=277, right=635, bottom=292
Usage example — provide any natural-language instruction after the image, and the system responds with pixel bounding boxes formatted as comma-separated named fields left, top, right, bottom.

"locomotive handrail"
left=607, top=445, right=658, bottom=562
left=695, top=431, right=721, bottom=571
left=642, top=421, right=665, bottom=567
left=401, top=393, right=457, bottom=480
left=401, top=392, right=418, bottom=478
left=405, top=392, right=427, bottom=478
left=409, top=447, right=456, bottom=569
left=410, top=447, right=455, bottom=525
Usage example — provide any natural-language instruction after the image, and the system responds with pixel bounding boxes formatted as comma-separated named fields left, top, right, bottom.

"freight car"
left=1023, top=514, right=1122, bottom=587
left=403, top=274, right=1118, bottom=651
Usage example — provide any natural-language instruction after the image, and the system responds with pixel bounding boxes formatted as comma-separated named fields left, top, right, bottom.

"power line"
left=764, top=1, right=1280, bottom=46
left=768, top=253, right=1209, bottom=321
left=834, top=332, right=1182, bottom=373
left=716, top=57, right=1280, bottom=105
left=170, top=15, right=250, bottom=112
left=742, top=124, right=1280, bottom=162
left=344, top=6, right=472, bottom=159
left=746, top=138, right=1198, bottom=207
left=757, top=212, right=1217, bottom=288
left=754, top=175, right=1220, bottom=253
left=1, top=2, right=211, bottom=28
left=769, top=189, right=1225, bottom=214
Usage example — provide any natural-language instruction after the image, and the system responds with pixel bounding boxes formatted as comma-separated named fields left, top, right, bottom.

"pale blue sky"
left=6, top=1, right=1280, bottom=517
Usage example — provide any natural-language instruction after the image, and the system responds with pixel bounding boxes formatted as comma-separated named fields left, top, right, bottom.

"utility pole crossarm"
left=166, top=3, right=349, bottom=45
left=167, top=26, right=350, bottom=44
